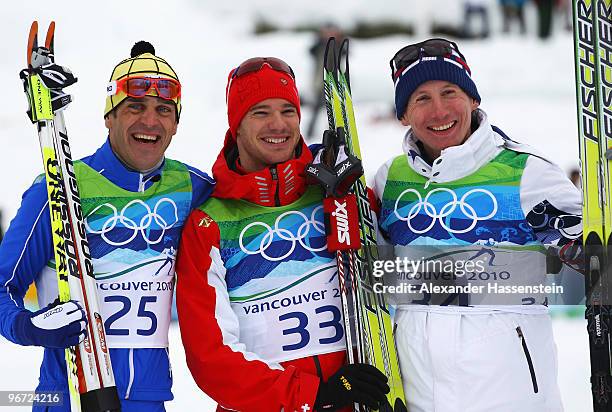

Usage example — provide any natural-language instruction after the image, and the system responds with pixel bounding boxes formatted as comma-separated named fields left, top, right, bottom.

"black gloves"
left=315, top=363, right=390, bottom=411
left=20, top=45, right=77, bottom=121
left=306, top=128, right=363, bottom=198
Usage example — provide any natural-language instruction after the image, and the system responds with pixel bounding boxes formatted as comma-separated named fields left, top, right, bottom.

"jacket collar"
left=402, top=110, right=505, bottom=186
left=83, top=138, right=165, bottom=193
left=211, top=130, right=312, bottom=206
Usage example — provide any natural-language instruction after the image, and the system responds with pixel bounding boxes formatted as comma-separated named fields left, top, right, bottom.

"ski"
left=21, top=21, right=120, bottom=412
left=314, top=37, right=407, bottom=412
left=572, top=0, right=612, bottom=410
left=335, top=38, right=407, bottom=412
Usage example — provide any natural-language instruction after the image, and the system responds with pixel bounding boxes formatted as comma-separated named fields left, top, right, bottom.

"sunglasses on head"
left=389, top=38, right=467, bottom=80
left=232, top=57, right=295, bottom=79
left=110, top=76, right=181, bottom=100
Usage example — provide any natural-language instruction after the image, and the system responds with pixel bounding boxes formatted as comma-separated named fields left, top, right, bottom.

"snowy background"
left=0, top=0, right=590, bottom=411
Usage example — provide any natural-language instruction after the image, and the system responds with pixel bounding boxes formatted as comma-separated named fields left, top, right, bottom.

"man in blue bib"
left=0, top=41, right=214, bottom=412
left=376, top=38, right=581, bottom=411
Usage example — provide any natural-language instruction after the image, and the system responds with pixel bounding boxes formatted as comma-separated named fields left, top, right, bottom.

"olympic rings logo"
left=239, top=206, right=327, bottom=262
left=85, top=198, right=179, bottom=246
left=394, top=188, right=497, bottom=234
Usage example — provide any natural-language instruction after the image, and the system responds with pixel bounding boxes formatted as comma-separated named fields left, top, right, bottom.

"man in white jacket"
left=374, top=38, right=582, bottom=411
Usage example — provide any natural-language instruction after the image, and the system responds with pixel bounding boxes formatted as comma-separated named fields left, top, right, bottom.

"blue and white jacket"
left=0, top=138, right=214, bottom=405
left=373, top=111, right=583, bottom=312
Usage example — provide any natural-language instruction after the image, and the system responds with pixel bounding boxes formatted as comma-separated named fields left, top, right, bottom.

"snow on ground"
left=0, top=324, right=217, bottom=411
left=0, top=318, right=592, bottom=411
left=0, top=0, right=587, bottom=410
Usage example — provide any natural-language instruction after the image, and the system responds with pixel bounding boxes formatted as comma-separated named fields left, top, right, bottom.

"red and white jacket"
left=176, top=132, right=348, bottom=412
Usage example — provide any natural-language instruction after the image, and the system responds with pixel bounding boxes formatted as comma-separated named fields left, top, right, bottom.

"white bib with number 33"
left=230, top=264, right=346, bottom=364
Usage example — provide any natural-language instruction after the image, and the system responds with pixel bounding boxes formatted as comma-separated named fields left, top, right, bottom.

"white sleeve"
left=520, top=156, right=582, bottom=215
left=520, top=155, right=582, bottom=244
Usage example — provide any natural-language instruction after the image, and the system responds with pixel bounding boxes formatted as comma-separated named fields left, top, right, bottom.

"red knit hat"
left=225, top=61, right=301, bottom=139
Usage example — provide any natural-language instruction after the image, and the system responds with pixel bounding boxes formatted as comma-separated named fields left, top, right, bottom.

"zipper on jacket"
left=516, top=326, right=539, bottom=393
left=270, top=166, right=281, bottom=206
left=312, top=355, right=324, bottom=380
left=125, top=348, right=135, bottom=399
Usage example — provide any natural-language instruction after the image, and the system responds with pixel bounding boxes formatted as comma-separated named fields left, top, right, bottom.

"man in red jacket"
left=175, top=57, right=389, bottom=411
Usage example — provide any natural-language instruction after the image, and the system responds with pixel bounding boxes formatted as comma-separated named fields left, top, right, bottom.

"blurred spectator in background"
left=306, top=23, right=345, bottom=140
left=535, top=0, right=555, bottom=39
left=462, top=0, right=490, bottom=39
left=569, top=168, right=581, bottom=189
left=559, top=0, right=572, bottom=31
left=499, top=0, right=527, bottom=34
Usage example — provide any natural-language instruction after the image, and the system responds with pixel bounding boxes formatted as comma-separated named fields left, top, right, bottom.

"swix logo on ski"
left=332, top=199, right=351, bottom=245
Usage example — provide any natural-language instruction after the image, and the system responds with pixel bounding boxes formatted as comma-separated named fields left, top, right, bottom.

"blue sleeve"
left=187, top=165, right=215, bottom=209
left=308, top=143, right=323, bottom=156
left=0, top=176, right=53, bottom=344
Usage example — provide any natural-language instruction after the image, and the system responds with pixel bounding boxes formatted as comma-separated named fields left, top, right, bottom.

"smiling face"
left=104, top=95, right=178, bottom=171
left=235, top=98, right=301, bottom=172
left=401, top=80, right=479, bottom=160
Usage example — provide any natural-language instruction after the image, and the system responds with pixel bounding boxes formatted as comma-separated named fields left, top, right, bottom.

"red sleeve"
left=367, top=186, right=381, bottom=218
left=176, top=209, right=321, bottom=412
